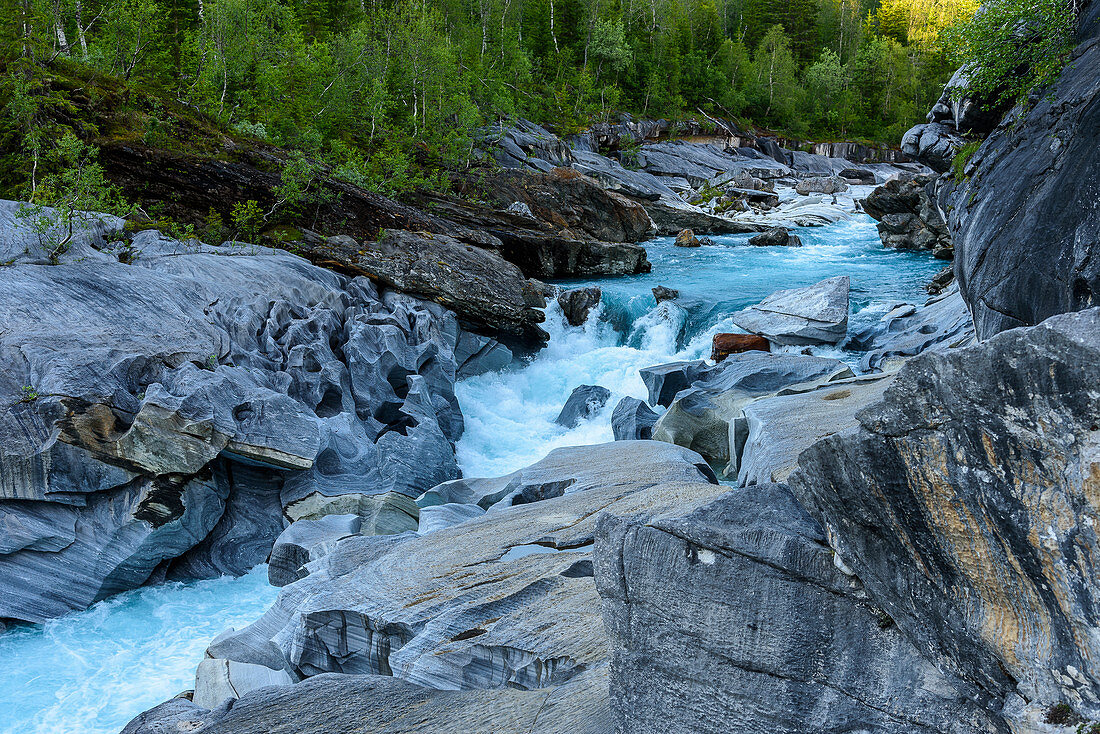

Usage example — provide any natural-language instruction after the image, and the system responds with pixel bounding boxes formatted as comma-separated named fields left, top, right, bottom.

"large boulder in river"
left=0, top=224, right=493, bottom=622
left=556, top=286, right=602, bottom=326
left=794, top=175, right=848, bottom=195
left=863, top=174, right=952, bottom=258
left=710, top=333, right=770, bottom=362
left=555, top=385, right=611, bottom=428
left=731, top=276, right=850, bottom=345
left=639, top=361, right=709, bottom=407
left=594, top=484, right=1007, bottom=734
left=674, top=228, right=701, bottom=247
left=944, top=6, right=1100, bottom=339
left=748, top=226, right=801, bottom=247
left=652, top=352, right=853, bottom=465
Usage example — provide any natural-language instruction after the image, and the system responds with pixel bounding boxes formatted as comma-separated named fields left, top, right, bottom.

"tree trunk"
left=53, top=0, right=71, bottom=55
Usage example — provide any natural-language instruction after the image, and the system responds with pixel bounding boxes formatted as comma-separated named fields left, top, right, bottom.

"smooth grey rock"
left=794, top=175, right=848, bottom=195
left=732, top=276, right=850, bottom=345
left=268, top=514, right=362, bottom=587
left=124, top=669, right=613, bottom=734
left=198, top=442, right=724, bottom=696
left=555, top=385, right=612, bottom=428
left=556, top=286, right=602, bottom=327
left=0, top=200, right=124, bottom=265
left=790, top=307, right=1100, bottom=718
left=639, top=360, right=709, bottom=407
left=652, top=352, right=853, bottom=465
left=418, top=441, right=717, bottom=511
left=611, top=397, right=659, bottom=441
left=0, top=222, right=492, bottom=621
left=595, top=485, right=1008, bottom=734
left=193, top=658, right=295, bottom=709
left=851, top=286, right=975, bottom=372
left=732, top=374, right=895, bottom=485
left=417, top=502, right=486, bottom=534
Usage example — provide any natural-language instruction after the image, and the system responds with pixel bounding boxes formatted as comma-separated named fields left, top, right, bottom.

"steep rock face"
left=945, top=10, right=1100, bottom=339
left=791, top=307, right=1100, bottom=717
left=595, top=485, right=1007, bottom=734
left=0, top=226, right=498, bottom=622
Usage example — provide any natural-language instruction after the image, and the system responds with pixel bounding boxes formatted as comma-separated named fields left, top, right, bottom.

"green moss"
left=952, top=141, right=981, bottom=184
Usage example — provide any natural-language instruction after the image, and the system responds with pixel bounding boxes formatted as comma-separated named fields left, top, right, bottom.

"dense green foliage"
left=3, top=0, right=977, bottom=203
left=945, top=0, right=1076, bottom=109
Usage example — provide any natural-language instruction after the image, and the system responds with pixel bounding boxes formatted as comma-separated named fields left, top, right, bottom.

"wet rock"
left=732, top=374, right=895, bottom=485
left=864, top=174, right=952, bottom=258
left=710, top=333, right=770, bottom=362
left=794, top=176, right=848, bottom=195
left=674, top=229, right=702, bottom=247
left=790, top=307, right=1100, bottom=719
left=748, top=227, right=802, bottom=247
left=125, top=669, right=613, bottom=734
left=639, top=360, right=709, bottom=407
left=651, top=285, right=679, bottom=303
left=555, top=385, right=612, bottom=428
left=611, top=397, right=659, bottom=441
left=926, top=265, right=954, bottom=295
left=556, top=286, right=602, bottom=327
left=595, top=485, right=1008, bottom=734
left=731, top=276, right=850, bottom=346
left=652, top=352, right=852, bottom=465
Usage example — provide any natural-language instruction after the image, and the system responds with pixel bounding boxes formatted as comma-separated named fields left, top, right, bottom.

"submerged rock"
left=610, top=397, right=659, bottom=441
left=748, top=226, right=802, bottom=247
left=731, top=276, right=850, bottom=345
left=556, top=286, right=602, bottom=326
left=555, top=385, right=612, bottom=428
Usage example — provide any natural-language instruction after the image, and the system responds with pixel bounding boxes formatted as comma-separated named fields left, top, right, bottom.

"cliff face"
left=943, top=4, right=1100, bottom=339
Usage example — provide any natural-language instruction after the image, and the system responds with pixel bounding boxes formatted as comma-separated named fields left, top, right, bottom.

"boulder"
left=594, top=485, right=1008, bottom=734
left=556, top=286, right=602, bottom=326
left=944, top=12, right=1100, bottom=338
left=790, top=307, right=1100, bottom=721
left=838, top=167, right=877, bottom=185
left=639, top=360, right=709, bottom=407
left=794, top=176, right=848, bottom=195
left=900, top=122, right=966, bottom=173
left=193, top=658, right=295, bottom=710
left=652, top=352, right=853, bottom=465
left=926, top=265, right=954, bottom=295
left=674, top=229, right=701, bottom=247
left=710, top=333, right=770, bottom=362
left=732, top=374, right=895, bottom=485
left=417, top=441, right=717, bottom=511
left=283, top=491, right=419, bottom=534
left=610, top=397, right=659, bottom=441
left=731, top=276, right=850, bottom=346
left=748, top=227, right=802, bottom=248
left=863, top=174, right=952, bottom=258
left=651, top=285, right=679, bottom=303
left=555, top=385, right=612, bottom=428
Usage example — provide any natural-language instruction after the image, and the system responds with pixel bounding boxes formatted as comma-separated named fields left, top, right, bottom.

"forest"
left=4, top=0, right=978, bottom=200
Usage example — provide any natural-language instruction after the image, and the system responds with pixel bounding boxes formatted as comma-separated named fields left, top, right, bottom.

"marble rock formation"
left=731, top=276, right=850, bottom=346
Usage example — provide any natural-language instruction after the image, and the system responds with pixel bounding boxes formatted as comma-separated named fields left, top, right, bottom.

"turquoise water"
left=0, top=567, right=278, bottom=734
left=0, top=214, right=941, bottom=734
left=456, top=215, right=944, bottom=477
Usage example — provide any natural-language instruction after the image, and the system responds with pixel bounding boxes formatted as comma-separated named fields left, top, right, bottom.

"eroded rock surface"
left=732, top=276, right=850, bottom=346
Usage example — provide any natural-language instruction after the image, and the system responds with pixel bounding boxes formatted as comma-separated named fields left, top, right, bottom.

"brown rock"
left=710, top=333, right=770, bottom=362
left=674, top=229, right=701, bottom=248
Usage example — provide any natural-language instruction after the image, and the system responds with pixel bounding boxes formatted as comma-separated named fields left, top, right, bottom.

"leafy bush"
left=946, top=0, right=1076, bottom=109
